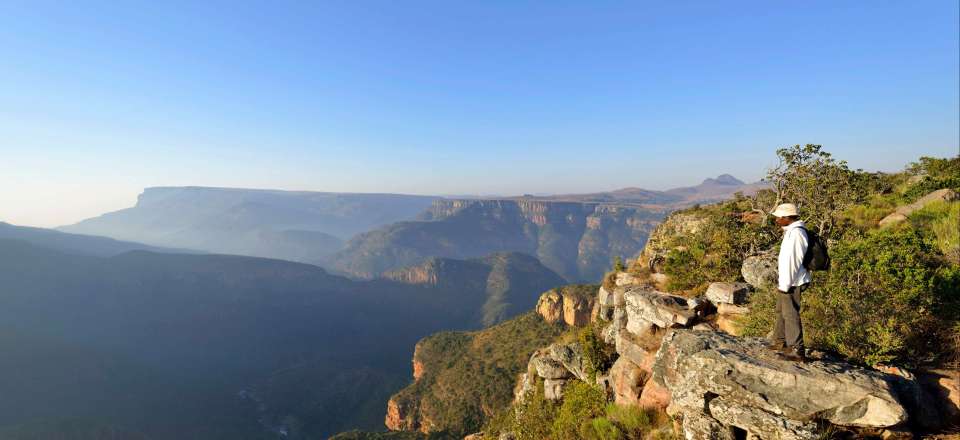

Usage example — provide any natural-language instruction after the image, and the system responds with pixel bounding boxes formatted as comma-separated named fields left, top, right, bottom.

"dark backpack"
left=800, top=227, right=830, bottom=271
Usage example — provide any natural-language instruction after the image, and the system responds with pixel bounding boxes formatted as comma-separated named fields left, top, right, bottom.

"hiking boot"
left=765, top=341, right=788, bottom=352
left=776, top=347, right=807, bottom=362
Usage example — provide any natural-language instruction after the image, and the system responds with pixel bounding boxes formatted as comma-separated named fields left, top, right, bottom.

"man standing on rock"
left=768, top=203, right=811, bottom=361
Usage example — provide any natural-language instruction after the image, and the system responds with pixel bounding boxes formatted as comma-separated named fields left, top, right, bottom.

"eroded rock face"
left=385, top=396, right=418, bottom=431
left=653, top=330, right=908, bottom=440
left=741, top=253, right=778, bottom=290
left=624, top=289, right=695, bottom=331
left=704, top=282, right=752, bottom=305
left=562, top=294, right=592, bottom=327
left=536, top=290, right=563, bottom=323
left=610, top=356, right=649, bottom=405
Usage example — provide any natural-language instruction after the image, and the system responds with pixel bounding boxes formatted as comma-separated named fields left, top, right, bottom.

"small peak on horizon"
left=701, top=174, right=745, bottom=186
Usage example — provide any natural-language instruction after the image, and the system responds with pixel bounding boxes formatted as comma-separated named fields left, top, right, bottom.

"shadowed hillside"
left=0, top=232, right=565, bottom=439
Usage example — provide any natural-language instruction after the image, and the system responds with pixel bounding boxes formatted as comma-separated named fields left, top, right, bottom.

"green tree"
left=767, top=144, right=864, bottom=237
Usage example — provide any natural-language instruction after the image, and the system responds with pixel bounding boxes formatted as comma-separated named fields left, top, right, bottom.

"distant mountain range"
left=56, top=176, right=763, bottom=282
left=0, top=225, right=565, bottom=439
left=59, top=187, right=439, bottom=264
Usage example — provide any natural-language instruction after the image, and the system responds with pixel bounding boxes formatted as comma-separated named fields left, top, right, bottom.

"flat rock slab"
left=624, top=288, right=695, bottom=331
left=653, top=330, right=907, bottom=435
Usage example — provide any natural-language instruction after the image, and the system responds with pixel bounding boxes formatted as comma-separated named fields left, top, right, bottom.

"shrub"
left=802, top=228, right=958, bottom=366
left=604, top=404, right=653, bottom=438
left=579, top=325, right=618, bottom=382
left=551, top=381, right=607, bottom=440
left=902, top=156, right=960, bottom=202
left=916, top=201, right=960, bottom=264
left=661, top=202, right=778, bottom=294
left=505, top=380, right=558, bottom=440
left=580, top=417, right=623, bottom=440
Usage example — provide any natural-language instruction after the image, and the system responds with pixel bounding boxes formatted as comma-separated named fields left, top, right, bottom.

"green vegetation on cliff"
left=387, top=311, right=566, bottom=435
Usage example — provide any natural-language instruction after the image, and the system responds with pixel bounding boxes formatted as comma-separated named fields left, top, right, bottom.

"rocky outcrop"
left=637, top=212, right=709, bottom=273
left=879, top=188, right=958, bottom=227
left=536, top=290, right=564, bottom=323
left=385, top=396, right=418, bottom=431
left=517, top=342, right=590, bottom=401
left=653, top=330, right=909, bottom=440
left=536, top=285, right=597, bottom=327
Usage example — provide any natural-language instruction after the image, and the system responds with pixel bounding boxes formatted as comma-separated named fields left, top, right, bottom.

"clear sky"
left=1, top=1, right=958, bottom=227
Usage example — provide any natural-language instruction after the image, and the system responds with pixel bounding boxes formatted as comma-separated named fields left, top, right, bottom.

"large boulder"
left=547, top=343, right=589, bottom=382
left=653, top=330, right=908, bottom=440
left=704, top=282, right=752, bottom=305
left=529, top=349, right=570, bottom=380
left=741, top=253, right=778, bottom=290
left=624, top=289, right=695, bottom=332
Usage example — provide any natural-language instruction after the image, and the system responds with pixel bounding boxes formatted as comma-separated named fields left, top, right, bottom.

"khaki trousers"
left=771, top=284, right=807, bottom=349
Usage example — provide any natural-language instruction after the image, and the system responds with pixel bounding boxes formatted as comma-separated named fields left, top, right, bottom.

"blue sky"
left=1, top=1, right=958, bottom=227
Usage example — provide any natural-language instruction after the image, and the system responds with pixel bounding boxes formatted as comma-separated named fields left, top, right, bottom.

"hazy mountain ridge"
left=0, top=221, right=195, bottom=256
left=59, top=186, right=440, bottom=265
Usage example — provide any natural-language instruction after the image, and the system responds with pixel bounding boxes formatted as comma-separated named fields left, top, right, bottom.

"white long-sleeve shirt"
left=778, top=220, right=812, bottom=292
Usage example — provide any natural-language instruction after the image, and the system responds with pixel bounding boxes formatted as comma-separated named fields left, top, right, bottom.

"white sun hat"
left=770, top=203, right=799, bottom=217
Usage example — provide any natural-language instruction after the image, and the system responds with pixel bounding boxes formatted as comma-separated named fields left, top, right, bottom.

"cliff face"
left=331, top=199, right=665, bottom=282
left=383, top=252, right=567, bottom=327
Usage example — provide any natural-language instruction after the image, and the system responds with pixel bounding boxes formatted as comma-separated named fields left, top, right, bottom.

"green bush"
left=910, top=201, right=960, bottom=264
left=551, top=381, right=607, bottom=440
left=580, top=417, right=623, bottom=440
left=902, top=156, right=960, bottom=202
left=661, top=201, right=778, bottom=293
left=579, top=325, right=618, bottom=382
left=604, top=404, right=653, bottom=438
left=503, top=380, right=558, bottom=440
left=802, top=228, right=958, bottom=366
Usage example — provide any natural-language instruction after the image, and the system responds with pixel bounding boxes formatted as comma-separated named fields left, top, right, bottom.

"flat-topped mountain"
left=59, top=186, right=439, bottom=265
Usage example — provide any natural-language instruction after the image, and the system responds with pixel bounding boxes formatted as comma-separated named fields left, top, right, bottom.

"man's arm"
left=777, top=228, right=808, bottom=292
